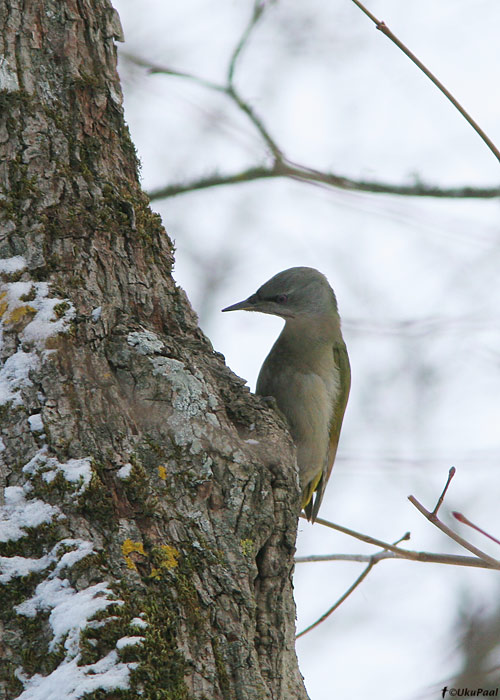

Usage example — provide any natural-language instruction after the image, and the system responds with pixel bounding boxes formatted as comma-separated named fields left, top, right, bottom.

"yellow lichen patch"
left=149, top=567, right=161, bottom=580
left=7, top=305, right=36, bottom=324
left=240, top=539, right=255, bottom=557
left=156, top=544, right=179, bottom=570
left=157, top=465, right=167, bottom=481
left=122, top=539, right=146, bottom=556
left=121, top=538, right=146, bottom=571
left=0, top=291, right=8, bottom=318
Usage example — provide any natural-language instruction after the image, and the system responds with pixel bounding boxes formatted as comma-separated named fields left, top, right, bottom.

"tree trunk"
left=0, top=2, right=308, bottom=699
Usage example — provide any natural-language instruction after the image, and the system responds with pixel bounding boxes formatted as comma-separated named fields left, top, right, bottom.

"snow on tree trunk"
left=0, top=1, right=307, bottom=698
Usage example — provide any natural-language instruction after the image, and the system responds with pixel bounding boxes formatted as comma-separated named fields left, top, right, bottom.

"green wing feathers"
left=303, top=342, right=351, bottom=522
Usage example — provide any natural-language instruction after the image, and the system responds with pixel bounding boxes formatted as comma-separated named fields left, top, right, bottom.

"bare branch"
left=296, top=559, right=376, bottom=638
left=408, top=495, right=500, bottom=569
left=300, top=513, right=500, bottom=570
left=305, top=516, right=434, bottom=562
left=350, top=0, right=500, bottom=163
left=296, top=553, right=383, bottom=564
left=295, top=551, right=499, bottom=569
left=295, top=469, right=500, bottom=637
left=147, top=164, right=500, bottom=201
left=122, top=22, right=500, bottom=202
left=301, top=513, right=418, bottom=557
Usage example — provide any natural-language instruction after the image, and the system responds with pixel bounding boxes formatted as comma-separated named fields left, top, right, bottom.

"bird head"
left=222, top=267, right=338, bottom=320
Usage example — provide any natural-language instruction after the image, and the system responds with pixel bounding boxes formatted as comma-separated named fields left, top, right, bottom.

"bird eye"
left=275, top=294, right=288, bottom=304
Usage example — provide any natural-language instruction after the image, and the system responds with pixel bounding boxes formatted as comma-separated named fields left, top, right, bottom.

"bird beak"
left=221, top=296, right=256, bottom=312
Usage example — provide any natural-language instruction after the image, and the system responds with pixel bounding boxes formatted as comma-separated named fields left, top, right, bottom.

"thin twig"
left=295, top=551, right=498, bottom=569
left=120, top=52, right=225, bottom=93
left=393, top=531, right=411, bottom=546
left=225, top=1, right=282, bottom=159
left=453, top=511, right=500, bottom=547
left=350, top=0, right=500, bottom=163
left=296, top=558, right=376, bottom=638
left=432, top=466, right=456, bottom=516
left=408, top=495, right=500, bottom=569
left=300, top=513, right=421, bottom=559
left=228, top=90, right=283, bottom=160
left=227, top=1, right=266, bottom=87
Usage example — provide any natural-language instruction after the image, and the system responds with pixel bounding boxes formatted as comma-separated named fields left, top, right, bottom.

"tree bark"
left=0, top=2, right=308, bottom=699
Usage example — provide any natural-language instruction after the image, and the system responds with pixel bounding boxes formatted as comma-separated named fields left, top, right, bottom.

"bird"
left=222, top=266, right=350, bottom=522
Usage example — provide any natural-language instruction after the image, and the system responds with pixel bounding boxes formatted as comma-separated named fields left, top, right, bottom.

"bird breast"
left=257, top=342, right=341, bottom=489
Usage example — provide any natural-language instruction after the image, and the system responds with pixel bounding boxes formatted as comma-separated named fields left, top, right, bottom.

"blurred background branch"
left=146, top=161, right=500, bottom=201
left=122, top=1, right=500, bottom=202
left=351, top=0, right=500, bottom=163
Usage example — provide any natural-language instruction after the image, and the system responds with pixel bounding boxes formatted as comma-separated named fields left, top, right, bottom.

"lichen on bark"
left=0, top=1, right=308, bottom=699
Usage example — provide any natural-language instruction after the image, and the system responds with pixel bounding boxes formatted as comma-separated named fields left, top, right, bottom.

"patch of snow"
left=0, top=449, right=93, bottom=543
left=21, top=284, right=75, bottom=344
left=0, top=486, right=62, bottom=542
left=2, top=532, right=136, bottom=697
left=0, top=275, right=75, bottom=406
left=0, top=276, right=75, bottom=347
left=16, top=578, right=122, bottom=654
left=116, top=635, right=145, bottom=650
left=0, top=538, right=94, bottom=585
left=47, top=458, right=92, bottom=486
left=0, top=553, right=53, bottom=584
left=23, top=447, right=92, bottom=492
left=116, top=463, right=133, bottom=480
left=55, top=540, right=94, bottom=572
left=86, top=616, right=120, bottom=631
left=0, top=255, right=26, bottom=273
left=14, top=650, right=136, bottom=700
left=28, top=414, right=44, bottom=433
left=5, top=280, right=32, bottom=298
left=91, top=306, right=102, bottom=322
left=5, top=537, right=136, bottom=698
left=0, top=349, right=39, bottom=406
left=0, top=437, right=5, bottom=452
left=0, top=522, right=92, bottom=576
left=130, top=616, right=148, bottom=629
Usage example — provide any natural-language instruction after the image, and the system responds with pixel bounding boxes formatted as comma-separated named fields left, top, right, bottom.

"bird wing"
left=305, top=341, right=351, bottom=522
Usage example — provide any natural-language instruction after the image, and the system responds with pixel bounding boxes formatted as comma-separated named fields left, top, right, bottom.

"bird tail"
left=302, top=472, right=325, bottom=523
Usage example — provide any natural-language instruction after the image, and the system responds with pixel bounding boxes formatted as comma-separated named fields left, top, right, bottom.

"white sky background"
left=112, top=1, right=500, bottom=698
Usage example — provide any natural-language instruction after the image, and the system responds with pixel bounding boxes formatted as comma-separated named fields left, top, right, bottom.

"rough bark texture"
left=0, top=2, right=308, bottom=699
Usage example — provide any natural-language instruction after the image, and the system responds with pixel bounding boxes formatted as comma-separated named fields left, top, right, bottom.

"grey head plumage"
left=222, top=266, right=338, bottom=319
